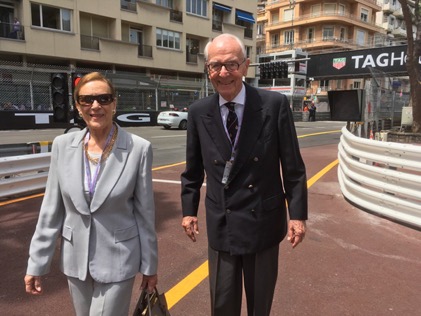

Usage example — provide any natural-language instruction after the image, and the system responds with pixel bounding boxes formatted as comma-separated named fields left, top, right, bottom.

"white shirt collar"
left=219, top=83, right=246, bottom=107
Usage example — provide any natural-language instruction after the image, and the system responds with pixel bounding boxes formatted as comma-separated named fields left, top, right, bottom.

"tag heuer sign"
left=333, top=58, right=346, bottom=70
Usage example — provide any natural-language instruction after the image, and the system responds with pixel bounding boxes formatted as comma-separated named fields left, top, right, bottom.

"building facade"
left=0, top=0, right=257, bottom=118
left=255, top=0, right=410, bottom=112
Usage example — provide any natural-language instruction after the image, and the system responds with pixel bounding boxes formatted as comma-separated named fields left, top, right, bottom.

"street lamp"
left=289, top=0, right=296, bottom=50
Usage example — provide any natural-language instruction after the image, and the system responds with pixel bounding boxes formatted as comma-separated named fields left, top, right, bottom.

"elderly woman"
left=24, top=72, right=158, bottom=316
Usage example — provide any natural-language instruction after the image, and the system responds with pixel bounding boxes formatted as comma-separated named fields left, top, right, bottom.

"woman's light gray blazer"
left=26, top=125, right=158, bottom=283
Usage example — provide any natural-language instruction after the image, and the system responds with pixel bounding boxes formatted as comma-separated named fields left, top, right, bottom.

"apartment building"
left=0, top=0, right=256, bottom=115
left=256, top=0, right=391, bottom=110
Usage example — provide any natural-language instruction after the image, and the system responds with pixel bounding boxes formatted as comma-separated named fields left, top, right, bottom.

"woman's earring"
left=78, top=111, right=82, bottom=117
left=112, top=109, right=116, bottom=115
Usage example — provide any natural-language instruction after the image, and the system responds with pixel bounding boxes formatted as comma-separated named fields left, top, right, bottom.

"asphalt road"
left=1, top=122, right=420, bottom=315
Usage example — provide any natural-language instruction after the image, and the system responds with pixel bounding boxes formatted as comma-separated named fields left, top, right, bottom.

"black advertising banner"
left=307, top=45, right=414, bottom=79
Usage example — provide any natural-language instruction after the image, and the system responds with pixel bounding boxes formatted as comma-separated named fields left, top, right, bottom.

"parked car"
left=157, top=109, right=188, bottom=130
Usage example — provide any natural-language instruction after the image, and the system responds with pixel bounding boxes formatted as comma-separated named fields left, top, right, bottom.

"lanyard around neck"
left=84, top=125, right=115, bottom=198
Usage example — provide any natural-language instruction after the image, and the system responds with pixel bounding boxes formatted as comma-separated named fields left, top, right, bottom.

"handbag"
left=133, top=287, right=171, bottom=316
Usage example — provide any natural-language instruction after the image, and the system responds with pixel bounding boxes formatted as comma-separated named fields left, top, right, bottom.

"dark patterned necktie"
left=225, top=102, right=238, bottom=145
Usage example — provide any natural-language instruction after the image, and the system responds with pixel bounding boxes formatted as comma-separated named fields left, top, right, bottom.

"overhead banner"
left=307, top=45, right=417, bottom=79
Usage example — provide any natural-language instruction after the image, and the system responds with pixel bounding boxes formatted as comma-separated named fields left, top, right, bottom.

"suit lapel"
left=201, top=95, right=232, bottom=160
left=67, top=129, right=90, bottom=215
left=90, top=126, right=129, bottom=212
left=228, top=85, right=265, bottom=183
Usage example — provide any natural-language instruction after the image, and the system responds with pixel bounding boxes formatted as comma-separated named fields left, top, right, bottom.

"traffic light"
left=259, top=64, right=266, bottom=79
left=267, top=63, right=274, bottom=79
left=71, top=73, right=85, bottom=125
left=274, top=62, right=281, bottom=78
left=72, top=73, right=84, bottom=93
left=51, top=73, right=69, bottom=122
left=281, top=62, right=289, bottom=78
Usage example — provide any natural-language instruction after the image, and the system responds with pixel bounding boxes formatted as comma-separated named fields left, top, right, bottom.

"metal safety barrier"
left=338, top=126, right=421, bottom=229
left=0, top=153, right=50, bottom=199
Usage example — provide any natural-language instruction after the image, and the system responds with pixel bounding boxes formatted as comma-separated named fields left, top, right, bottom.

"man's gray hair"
left=204, top=33, right=246, bottom=61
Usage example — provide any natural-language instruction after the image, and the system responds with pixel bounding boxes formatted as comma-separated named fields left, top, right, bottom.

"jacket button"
left=248, top=184, right=254, bottom=189
left=251, top=209, right=255, bottom=212
left=226, top=209, right=231, bottom=214
left=213, top=160, right=218, bottom=164
left=253, top=157, right=259, bottom=162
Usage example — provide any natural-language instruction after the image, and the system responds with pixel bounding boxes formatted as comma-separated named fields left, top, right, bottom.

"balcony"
left=186, top=52, right=198, bottom=64
left=212, top=21, right=222, bottom=32
left=121, top=0, right=137, bottom=12
left=170, top=10, right=182, bottom=23
left=393, top=7, right=403, bottom=18
left=244, top=28, right=253, bottom=39
left=392, top=27, right=407, bottom=37
left=266, top=11, right=384, bottom=33
left=0, top=22, right=25, bottom=40
left=138, top=44, right=152, bottom=57
left=81, top=35, right=100, bottom=50
left=382, top=22, right=394, bottom=32
left=382, top=3, right=395, bottom=13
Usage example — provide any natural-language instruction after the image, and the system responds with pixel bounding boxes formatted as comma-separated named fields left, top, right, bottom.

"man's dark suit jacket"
left=181, top=83, right=308, bottom=255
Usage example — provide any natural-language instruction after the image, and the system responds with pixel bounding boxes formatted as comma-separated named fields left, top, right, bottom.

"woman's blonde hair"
left=73, top=72, right=116, bottom=102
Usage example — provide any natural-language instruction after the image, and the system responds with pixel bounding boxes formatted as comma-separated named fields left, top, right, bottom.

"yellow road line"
left=164, top=158, right=339, bottom=309
left=298, top=130, right=341, bottom=138
left=307, top=159, right=339, bottom=189
left=0, top=193, right=44, bottom=207
left=165, top=261, right=209, bottom=309
left=153, top=161, right=186, bottom=171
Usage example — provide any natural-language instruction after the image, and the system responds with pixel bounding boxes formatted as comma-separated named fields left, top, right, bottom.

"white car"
left=157, top=110, right=188, bottom=130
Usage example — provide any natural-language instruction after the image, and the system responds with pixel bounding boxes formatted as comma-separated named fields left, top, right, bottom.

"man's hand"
left=287, top=220, right=307, bottom=248
left=182, top=216, right=199, bottom=242
left=141, top=274, right=158, bottom=294
left=24, top=275, right=43, bottom=295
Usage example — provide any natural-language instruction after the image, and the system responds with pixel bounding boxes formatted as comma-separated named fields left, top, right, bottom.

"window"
left=356, top=30, right=365, bottom=45
left=257, top=23, right=264, bottom=36
left=156, top=0, right=173, bottom=8
left=340, top=27, right=346, bottom=41
left=323, top=3, right=335, bottom=15
left=307, top=28, right=314, bottom=42
left=284, top=8, right=293, bottom=22
left=353, top=81, right=361, bottom=89
left=361, top=8, right=368, bottom=22
left=271, top=12, right=279, bottom=24
left=271, top=33, right=279, bottom=47
left=310, top=4, right=321, bottom=17
left=245, top=46, right=252, bottom=59
left=322, top=26, right=334, bottom=40
left=31, top=3, right=71, bottom=32
left=187, top=0, right=207, bottom=17
left=339, top=4, right=345, bottom=15
left=337, top=79, right=343, bottom=89
left=284, top=30, right=294, bottom=45
left=320, top=80, right=329, bottom=91
left=156, top=28, right=180, bottom=49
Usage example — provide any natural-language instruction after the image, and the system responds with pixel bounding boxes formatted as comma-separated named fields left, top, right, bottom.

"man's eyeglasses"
left=77, top=94, right=115, bottom=106
left=207, top=59, right=246, bottom=73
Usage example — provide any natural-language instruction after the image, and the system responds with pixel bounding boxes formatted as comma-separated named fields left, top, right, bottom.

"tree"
left=399, top=0, right=421, bottom=132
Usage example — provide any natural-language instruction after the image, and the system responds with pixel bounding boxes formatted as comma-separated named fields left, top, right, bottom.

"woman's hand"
left=141, top=274, right=158, bottom=294
left=24, top=275, right=43, bottom=295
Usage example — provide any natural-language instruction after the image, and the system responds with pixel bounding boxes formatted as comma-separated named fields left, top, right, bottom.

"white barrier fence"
left=338, top=126, right=421, bottom=229
left=0, top=153, right=50, bottom=199
left=2, top=129, right=421, bottom=230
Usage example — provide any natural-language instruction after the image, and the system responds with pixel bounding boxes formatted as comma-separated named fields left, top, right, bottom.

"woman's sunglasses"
left=77, top=94, right=115, bottom=106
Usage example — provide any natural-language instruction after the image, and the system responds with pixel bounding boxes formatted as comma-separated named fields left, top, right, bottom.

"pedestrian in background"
left=24, top=72, right=158, bottom=316
left=181, top=33, right=308, bottom=316
left=309, top=102, right=316, bottom=121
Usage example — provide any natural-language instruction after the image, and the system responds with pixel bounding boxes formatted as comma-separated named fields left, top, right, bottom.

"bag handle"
left=145, top=287, right=168, bottom=314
